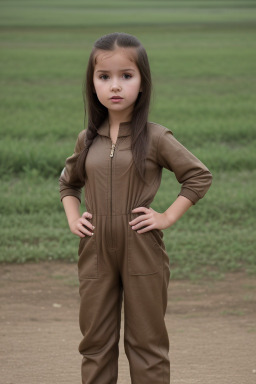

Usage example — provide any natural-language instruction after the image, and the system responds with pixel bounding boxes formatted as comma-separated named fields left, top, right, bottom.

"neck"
left=108, top=110, right=132, bottom=128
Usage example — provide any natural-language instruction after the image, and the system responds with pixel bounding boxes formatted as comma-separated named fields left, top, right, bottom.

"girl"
left=59, top=32, right=212, bottom=384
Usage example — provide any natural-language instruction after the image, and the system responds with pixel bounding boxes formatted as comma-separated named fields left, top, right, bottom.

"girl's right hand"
left=69, top=212, right=94, bottom=238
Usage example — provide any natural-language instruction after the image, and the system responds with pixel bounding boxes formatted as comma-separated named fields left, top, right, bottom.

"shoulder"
left=76, top=129, right=86, bottom=149
left=147, top=122, right=173, bottom=145
left=77, top=129, right=86, bottom=141
left=147, top=121, right=173, bottom=136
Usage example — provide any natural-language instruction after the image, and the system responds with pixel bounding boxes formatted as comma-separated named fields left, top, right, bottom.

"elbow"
left=207, top=170, right=213, bottom=189
left=182, top=168, right=213, bottom=204
left=199, top=169, right=213, bottom=199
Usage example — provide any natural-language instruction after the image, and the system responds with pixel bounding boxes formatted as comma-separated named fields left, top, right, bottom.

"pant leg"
left=78, top=219, right=123, bottom=384
left=79, top=276, right=123, bottom=384
left=121, top=224, right=171, bottom=384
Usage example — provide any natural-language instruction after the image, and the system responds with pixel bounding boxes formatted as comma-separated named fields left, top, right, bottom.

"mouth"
left=110, top=96, right=123, bottom=103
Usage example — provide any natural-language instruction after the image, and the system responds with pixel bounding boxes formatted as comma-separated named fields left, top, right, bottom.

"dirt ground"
left=0, top=262, right=255, bottom=384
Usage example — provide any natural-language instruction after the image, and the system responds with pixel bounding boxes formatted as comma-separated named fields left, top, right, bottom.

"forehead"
left=94, top=47, right=138, bottom=69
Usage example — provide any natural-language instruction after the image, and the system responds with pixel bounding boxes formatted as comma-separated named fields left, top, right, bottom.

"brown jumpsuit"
left=59, top=120, right=212, bottom=384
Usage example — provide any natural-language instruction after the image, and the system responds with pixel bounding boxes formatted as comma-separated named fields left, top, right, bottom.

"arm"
left=129, top=195, right=192, bottom=234
left=157, top=129, right=212, bottom=204
left=59, top=130, right=86, bottom=202
left=59, top=130, right=94, bottom=238
left=129, top=127, right=212, bottom=233
left=62, top=196, right=94, bottom=238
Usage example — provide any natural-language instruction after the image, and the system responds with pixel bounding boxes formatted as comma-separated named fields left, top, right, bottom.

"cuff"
left=60, top=188, right=81, bottom=202
left=178, top=188, right=200, bottom=205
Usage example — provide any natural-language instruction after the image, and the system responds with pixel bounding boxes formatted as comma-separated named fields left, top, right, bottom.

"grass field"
left=0, top=0, right=255, bottom=279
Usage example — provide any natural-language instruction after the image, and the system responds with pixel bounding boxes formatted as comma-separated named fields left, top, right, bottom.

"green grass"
left=1, top=1, right=256, bottom=28
left=0, top=0, right=256, bottom=279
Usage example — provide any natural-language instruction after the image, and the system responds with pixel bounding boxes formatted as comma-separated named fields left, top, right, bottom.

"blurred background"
left=0, top=0, right=255, bottom=279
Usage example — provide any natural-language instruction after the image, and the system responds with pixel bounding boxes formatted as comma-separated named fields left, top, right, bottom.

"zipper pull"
left=110, top=143, right=116, bottom=158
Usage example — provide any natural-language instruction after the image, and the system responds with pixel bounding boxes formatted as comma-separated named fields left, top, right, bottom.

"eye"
left=122, top=73, right=132, bottom=79
left=99, top=74, right=109, bottom=80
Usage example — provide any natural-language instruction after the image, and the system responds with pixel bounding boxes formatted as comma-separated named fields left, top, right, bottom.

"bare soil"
left=0, top=262, right=256, bottom=384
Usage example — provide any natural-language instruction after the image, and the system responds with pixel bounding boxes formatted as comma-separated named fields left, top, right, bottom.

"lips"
left=111, top=96, right=123, bottom=100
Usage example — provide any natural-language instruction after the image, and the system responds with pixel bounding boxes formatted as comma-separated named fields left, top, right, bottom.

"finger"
left=82, top=229, right=94, bottom=236
left=76, top=231, right=86, bottom=238
left=72, top=227, right=87, bottom=238
left=131, top=207, right=150, bottom=214
left=82, top=211, right=92, bottom=219
left=129, top=207, right=151, bottom=226
left=77, top=229, right=92, bottom=238
left=78, top=224, right=94, bottom=237
left=131, top=219, right=152, bottom=231
left=80, top=218, right=95, bottom=231
left=137, top=224, right=155, bottom=234
left=129, top=213, right=151, bottom=226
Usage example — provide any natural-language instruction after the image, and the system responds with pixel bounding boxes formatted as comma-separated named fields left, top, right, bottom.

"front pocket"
left=128, top=226, right=164, bottom=276
left=78, top=234, right=98, bottom=279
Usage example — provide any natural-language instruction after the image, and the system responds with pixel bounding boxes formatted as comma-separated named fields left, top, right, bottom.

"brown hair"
left=77, top=32, right=152, bottom=180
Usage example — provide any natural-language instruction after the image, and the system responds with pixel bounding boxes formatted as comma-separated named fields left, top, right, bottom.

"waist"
left=86, top=211, right=145, bottom=216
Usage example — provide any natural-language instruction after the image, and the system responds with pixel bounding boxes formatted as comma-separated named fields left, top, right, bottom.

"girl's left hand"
left=129, top=207, right=170, bottom=234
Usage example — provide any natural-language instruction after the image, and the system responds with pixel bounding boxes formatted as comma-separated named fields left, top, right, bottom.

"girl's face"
left=93, top=48, right=142, bottom=122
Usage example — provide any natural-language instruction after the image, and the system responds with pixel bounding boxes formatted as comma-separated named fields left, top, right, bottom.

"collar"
left=97, top=119, right=131, bottom=138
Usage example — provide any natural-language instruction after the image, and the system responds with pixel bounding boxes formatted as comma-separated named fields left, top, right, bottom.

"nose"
left=110, top=79, right=121, bottom=92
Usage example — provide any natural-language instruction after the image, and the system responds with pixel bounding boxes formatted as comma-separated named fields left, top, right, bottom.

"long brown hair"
left=77, top=32, right=152, bottom=180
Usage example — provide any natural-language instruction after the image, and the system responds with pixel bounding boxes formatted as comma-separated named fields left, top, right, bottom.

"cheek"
left=132, top=77, right=142, bottom=92
left=93, top=78, right=99, bottom=91
left=93, top=80, right=105, bottom=96
left=130, top=81, right=142, bottom=98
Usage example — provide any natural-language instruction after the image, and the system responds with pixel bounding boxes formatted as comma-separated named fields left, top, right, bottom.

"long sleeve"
left=156, top=129, right=212, bottom=204
left=59, top=130, right=86, bottom=202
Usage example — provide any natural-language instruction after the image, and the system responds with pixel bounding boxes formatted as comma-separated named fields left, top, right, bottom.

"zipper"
left=110, top=143, right=116, bottom=158
left=110, top=142, right=116, bottom=246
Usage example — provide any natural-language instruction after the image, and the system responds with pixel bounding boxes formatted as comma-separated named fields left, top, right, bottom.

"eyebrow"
left=95, top=68, right=136, bottom=73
